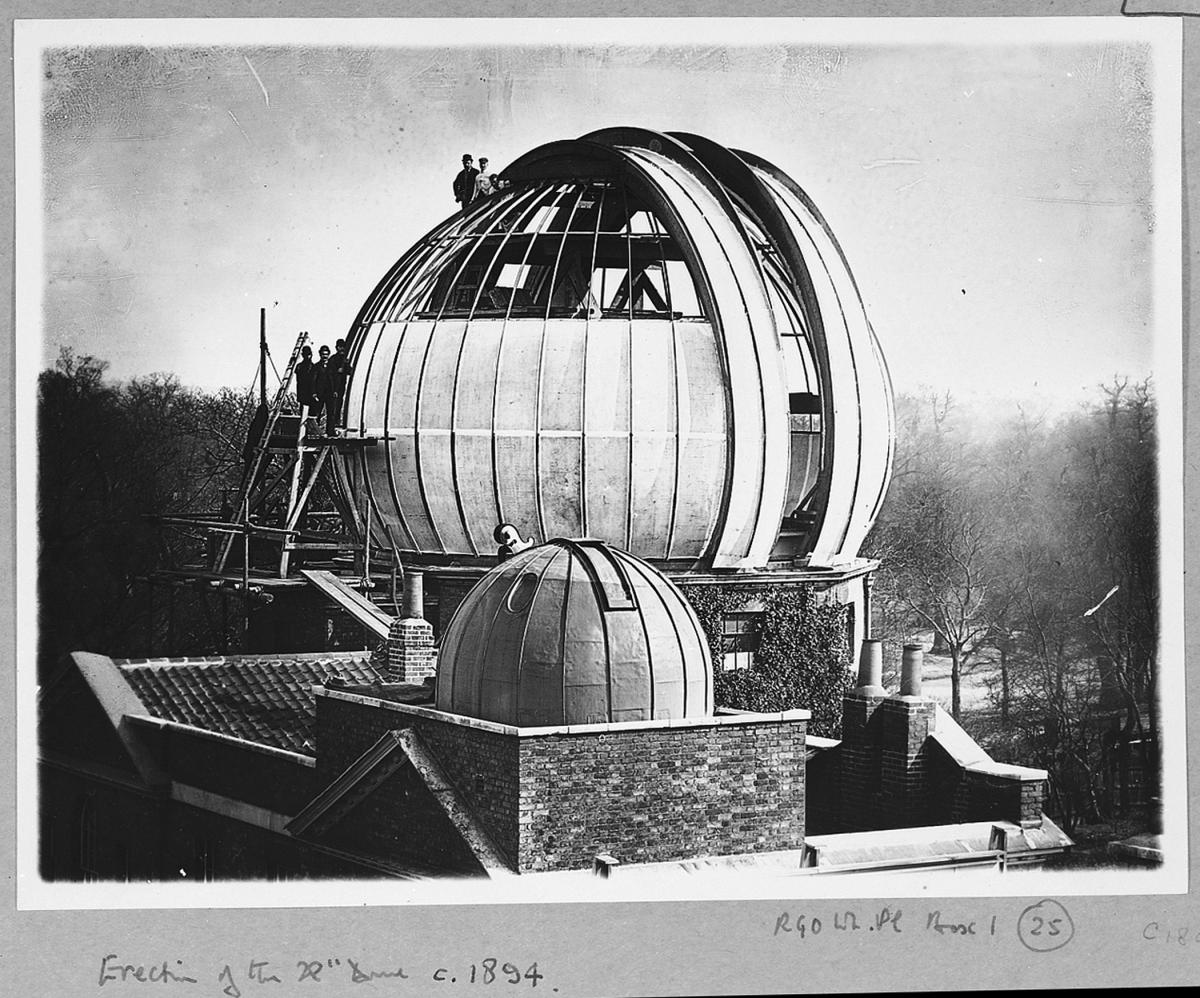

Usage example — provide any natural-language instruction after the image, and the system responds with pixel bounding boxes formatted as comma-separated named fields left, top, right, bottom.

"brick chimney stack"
left=384, top=569, right=436, bottom=684
left=840, top=640, right=938, bottom=831
left=877, top=644, right=936, bottom=828
left=840, top=639, right=890, bottom=828
left=836, top=641, right=1057, bottom=835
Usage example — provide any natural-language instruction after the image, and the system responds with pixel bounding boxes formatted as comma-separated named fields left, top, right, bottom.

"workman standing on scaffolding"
left=312, top=344, right=334, bottom=436
left=327, top=338, right=351, bottom=436
left=294, top=344, right=321, bottom=427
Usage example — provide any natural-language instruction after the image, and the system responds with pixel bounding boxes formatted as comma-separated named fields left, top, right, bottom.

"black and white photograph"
left=10, top=11, right=1190, bottom=979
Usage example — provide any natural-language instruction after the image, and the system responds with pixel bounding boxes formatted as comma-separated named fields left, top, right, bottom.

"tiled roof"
left=116, top=651, right=382, bottom=756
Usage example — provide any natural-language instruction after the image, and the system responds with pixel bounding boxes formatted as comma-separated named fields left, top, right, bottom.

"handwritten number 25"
left=1028, top=917, right=1062, bottom=937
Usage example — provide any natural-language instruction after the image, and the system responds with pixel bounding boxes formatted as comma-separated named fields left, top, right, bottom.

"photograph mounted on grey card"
left=20, top=17, right=1182, bottom=899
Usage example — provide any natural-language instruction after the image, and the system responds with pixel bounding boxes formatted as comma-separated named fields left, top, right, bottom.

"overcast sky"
left=32, top=20, right=1176, bottom=411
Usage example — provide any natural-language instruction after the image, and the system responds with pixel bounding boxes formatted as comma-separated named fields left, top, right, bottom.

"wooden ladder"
left=213, top=331, right=309, bottom=574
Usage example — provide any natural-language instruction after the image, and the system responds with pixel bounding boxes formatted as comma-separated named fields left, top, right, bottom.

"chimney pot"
left=855, top=639, right=886, bottom=695
left=402, top=569, right=425, bottom=620
left=901, top=643, right=924, bottom=697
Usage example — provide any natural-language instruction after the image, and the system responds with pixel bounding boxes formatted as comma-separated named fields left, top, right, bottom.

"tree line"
left=37, top=349, right=255, bottom=679
left=865, top=379, right=1159, bottom=832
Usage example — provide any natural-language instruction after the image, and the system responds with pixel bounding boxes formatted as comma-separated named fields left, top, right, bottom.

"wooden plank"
left=299, top=569, right=393, bottom=638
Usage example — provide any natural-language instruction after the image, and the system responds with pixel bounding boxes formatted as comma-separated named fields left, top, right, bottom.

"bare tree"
left=866, top=390, right=994, bottom=718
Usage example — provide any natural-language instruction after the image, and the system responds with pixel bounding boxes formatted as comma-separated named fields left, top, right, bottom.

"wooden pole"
left=362, top=486, right=372, bottom=583
left=259, top=307, right=267, bottom=408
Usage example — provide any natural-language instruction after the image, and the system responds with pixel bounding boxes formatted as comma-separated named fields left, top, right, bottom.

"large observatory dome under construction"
left=341, top=128, right=894, bottom=571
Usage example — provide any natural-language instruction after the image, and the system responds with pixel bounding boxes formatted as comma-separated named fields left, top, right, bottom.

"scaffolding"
left=148, top=309, right=405, bottom=635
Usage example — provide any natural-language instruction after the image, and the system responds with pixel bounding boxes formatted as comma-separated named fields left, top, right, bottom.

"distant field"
left=918, top=650, right=1000, bottom=715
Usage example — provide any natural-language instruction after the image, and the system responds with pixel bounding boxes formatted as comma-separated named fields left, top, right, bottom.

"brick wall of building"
left=926, top=744, right=1046, bottom=827
left=964, top=769, right=1032, bottom=824
left=925, top=743, right=969, bottom=825
left=316, top=694, right=404, bottom=774
left=515, top=719, right=807, bottom=873
left=408, top=716, right=520, bottom=862
left=315, top=693, right=807, bottom=874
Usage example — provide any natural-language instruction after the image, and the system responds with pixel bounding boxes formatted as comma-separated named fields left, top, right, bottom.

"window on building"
left=721, top=611, right=761, bottom=671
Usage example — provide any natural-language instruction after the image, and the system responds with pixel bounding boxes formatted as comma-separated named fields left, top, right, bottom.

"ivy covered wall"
left=679, top=582, right=854, bottom=738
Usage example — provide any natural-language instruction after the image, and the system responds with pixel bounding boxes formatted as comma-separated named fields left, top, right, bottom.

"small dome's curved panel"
left=435, top=539, right=713, bottom=727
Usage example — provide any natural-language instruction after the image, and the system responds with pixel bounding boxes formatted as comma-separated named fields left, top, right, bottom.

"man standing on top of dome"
left=474, top=157, right=495, bottom=199
left=453, top=153, right=479, bottom=211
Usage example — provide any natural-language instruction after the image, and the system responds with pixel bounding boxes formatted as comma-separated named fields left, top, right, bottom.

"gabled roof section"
left=930, top=703, right=1049, bottom=781
left=116, top=651, right=381, bottom=755
left=288, top=728, right=514, bottom=877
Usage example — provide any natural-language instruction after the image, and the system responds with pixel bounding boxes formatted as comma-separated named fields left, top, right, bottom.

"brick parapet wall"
left=926, top=742, right=1047, bottom=827
left=514, top=719, right=808, bottom=872
left=314, top=693, right=806, bottom=874
left=1020, top=780, right=1045, bottom=825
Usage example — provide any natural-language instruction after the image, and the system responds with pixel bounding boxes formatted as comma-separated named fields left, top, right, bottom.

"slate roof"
left=116, top=651, right=382, bottom=756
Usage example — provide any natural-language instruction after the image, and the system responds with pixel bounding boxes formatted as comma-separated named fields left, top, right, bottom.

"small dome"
left=435, top=539, right=713, bottom=727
